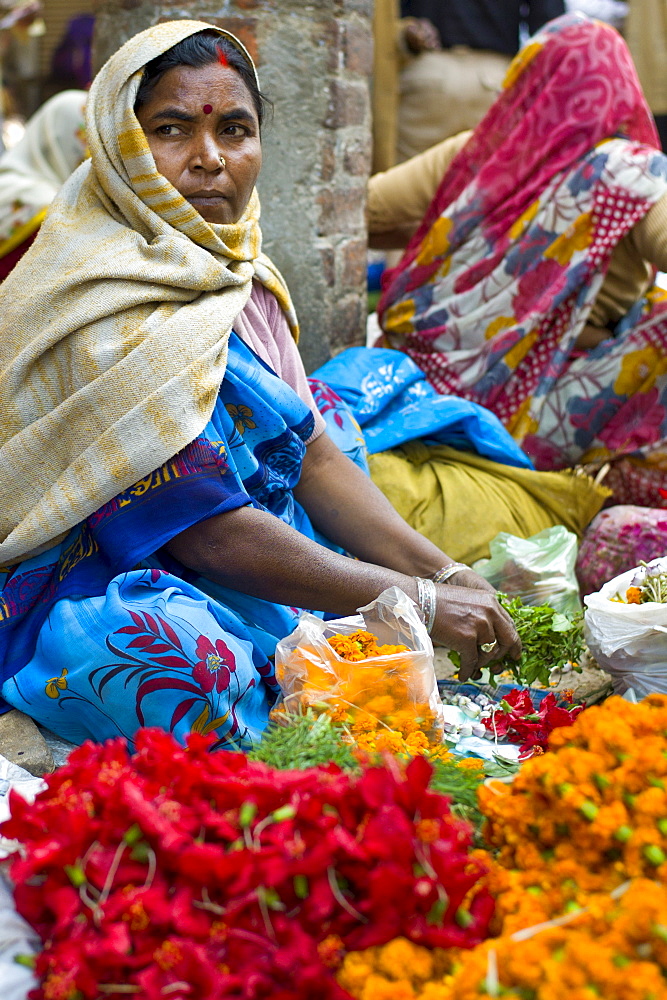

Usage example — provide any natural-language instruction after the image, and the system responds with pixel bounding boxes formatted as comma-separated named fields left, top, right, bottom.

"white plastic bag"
left=274, top=586, right=444, bottom=741
left=584, top=557, right=667, bottom=696
left=0, top=871, right=38, bottom=1000
left=473, top=525, right=581, bottom=614
left=0, top=754, right=43, bottom=1000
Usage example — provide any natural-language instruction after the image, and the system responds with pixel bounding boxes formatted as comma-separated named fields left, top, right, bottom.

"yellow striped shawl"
left=0, top=20, right=297, bottom=566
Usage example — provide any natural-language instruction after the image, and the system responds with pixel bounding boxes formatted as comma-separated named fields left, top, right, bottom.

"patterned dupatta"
left=378, top=14, right=667, bottom=436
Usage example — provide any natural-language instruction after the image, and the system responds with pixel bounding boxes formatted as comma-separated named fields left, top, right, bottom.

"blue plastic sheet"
left=311, top=347, right=533, bottom=469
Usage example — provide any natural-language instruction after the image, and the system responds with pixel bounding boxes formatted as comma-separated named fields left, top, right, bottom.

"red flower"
left=1, top=728, right=493, bottom=999
left=192, top=636, right=237, bottom=693
left=484, top=688, right=583, bottom=756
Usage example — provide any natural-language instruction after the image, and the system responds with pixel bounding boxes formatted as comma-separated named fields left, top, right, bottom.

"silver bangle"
left=432, top=562, right=468, bottom=585
left=414, top=576, right=437, bottom=634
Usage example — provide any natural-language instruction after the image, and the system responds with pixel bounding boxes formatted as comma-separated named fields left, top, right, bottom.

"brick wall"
left=92, top=0, right=373, bottom=372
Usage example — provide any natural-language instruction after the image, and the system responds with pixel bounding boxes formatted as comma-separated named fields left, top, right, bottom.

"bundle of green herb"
left=249, top=711, right=518, bottom=836
left=249, top=711, right=358, bottom=772
left=448, top=594, right=583, bottom=688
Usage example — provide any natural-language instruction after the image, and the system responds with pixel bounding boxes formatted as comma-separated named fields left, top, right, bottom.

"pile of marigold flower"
left=338, top=880, right=667, bottom=1000
left=275, top=628, right=442, bottom=744
left=1, top=728, right=494, bottom=1000
left=436, top=879, right=667, bottom=1000
left=336, top=695, right=667, bottom=999
left=479, top=693, right=667, bottom=897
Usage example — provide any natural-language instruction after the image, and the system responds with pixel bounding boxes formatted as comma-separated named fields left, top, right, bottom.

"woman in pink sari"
left=375, top=13, right=667, bottom=506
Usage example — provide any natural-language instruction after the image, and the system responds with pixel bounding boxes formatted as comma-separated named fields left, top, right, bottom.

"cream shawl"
left=0, top=20, right=297, bottom=566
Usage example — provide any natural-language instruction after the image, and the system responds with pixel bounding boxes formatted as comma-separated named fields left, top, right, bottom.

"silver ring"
left=479, top=641, right=497, bottom=653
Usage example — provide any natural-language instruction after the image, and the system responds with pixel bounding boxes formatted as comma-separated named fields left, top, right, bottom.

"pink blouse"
left=234, top=281, right=326, bottom=445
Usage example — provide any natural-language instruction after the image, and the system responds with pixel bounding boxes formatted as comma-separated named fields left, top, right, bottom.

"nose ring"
left=219, top=155, right=226, bottom=168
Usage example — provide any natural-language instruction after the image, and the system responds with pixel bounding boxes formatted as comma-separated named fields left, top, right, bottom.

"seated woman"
left=0, top=89, right=87, bottom=280
left=370, top=13, right=667, bottom=507
left=0, top=21, right=520, bottom=750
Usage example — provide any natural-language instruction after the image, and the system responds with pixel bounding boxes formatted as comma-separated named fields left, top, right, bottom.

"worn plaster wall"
left=92, top=0, right=372, bottom=372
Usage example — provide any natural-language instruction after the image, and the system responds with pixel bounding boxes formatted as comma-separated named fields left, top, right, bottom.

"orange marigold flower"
left=456, top=757, right=485, bottom=771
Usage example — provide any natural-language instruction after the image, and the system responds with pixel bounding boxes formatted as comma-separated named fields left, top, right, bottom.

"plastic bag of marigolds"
left=274, top=586, right=445, bottom=745
left=584, top=556, right=667, bottom=697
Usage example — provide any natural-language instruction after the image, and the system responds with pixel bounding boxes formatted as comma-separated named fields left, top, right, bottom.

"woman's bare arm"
left=165, top=433, right=520, bottom=679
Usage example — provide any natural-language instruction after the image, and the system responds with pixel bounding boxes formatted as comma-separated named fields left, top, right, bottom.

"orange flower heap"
left=337, top=936, right=457, bottom=1000
left=442, top=879, right=667, bottom=1000
left=338, top=880, right=667, bottom=999
left=479, top=695, right=667, bottom=888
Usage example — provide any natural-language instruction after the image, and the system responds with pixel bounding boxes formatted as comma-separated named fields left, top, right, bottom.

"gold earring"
left=219, top=155, right=226, bottom=168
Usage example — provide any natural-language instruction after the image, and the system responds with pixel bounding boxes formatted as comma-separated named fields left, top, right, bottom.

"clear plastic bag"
left=472, top=525, right=581, bottom=615
left=274, top=586, right=444, bottom=742
left=584, top=557, right=667, bottom=697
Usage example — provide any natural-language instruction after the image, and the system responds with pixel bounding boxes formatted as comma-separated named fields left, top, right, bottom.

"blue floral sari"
left=0, top=334, right=364, bottom=750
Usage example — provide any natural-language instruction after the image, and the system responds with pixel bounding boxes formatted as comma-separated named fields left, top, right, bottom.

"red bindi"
left=202, top=104, right=213, bottom=115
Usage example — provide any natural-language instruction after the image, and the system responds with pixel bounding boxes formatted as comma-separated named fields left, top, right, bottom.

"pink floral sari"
left=378, top=13, right=667, bottom=505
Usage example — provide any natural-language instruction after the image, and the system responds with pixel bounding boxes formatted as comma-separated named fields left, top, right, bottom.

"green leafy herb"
left=250, top=711, right=517, bottom=838
left=248, top=711, right=358, bottom=771
left=449, top=594, right=584, bottom=688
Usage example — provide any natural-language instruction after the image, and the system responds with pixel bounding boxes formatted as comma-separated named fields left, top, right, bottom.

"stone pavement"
left=0, top=711, right=54, bottom=777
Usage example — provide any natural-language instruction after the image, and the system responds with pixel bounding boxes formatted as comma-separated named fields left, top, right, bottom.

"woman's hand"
left=432, top=583, right=521, bottom=682
left=443, top=567, right=496, bottom=595
left=403, top=18, right=441, bottom=54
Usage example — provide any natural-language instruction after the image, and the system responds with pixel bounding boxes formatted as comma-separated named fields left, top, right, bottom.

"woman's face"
left=136, top=61, right=262, bottom=225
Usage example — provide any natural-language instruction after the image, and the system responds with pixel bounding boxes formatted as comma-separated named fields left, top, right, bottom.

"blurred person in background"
left=49, top=12, right=94, bottom=92
left=372, top=0, right=439, bottom=173
left=371, top=14, right=667, bottom=507
left=395, top=0, right=565, bottom=161
left=0, top=89, right=86, bottom=279
left=626, top=0, right=667, bottom=152
left=0, top=0, right=43, bottom=151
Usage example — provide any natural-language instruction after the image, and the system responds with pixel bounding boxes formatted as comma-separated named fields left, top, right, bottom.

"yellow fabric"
left=0, top=20, right=298, bottom=567
left=368, top=130, right=471, bottom=236
left=368, top=441, right=610, bottom=566
left=626, top=0, right=667, bottom=116
left=371, top=0, right=400, bottom=174
left=0, top=207, right=45, bottom=258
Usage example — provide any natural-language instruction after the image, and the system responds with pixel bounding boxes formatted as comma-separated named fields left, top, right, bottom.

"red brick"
left=331, top=293, right=365, bottom=350
left=339, top=237, right=367, bottom=290
left=343, top=136, right=372, bottom=175
left=320, top=137, right=336, bottom=182
left=323, top=79, right=368, bottom=129
left=321, top=18, right=343, bottom=73
left=316, top=186, right=365, bottom=237
left=344, top=21, right=373, bottom=75
left=320, top=246, right=336, bottom=287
